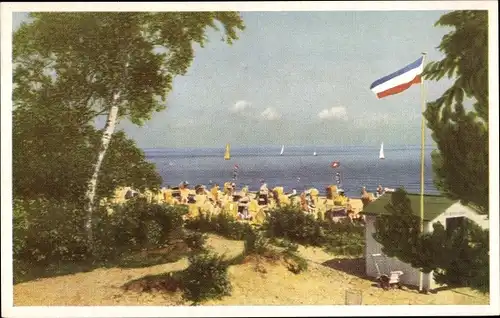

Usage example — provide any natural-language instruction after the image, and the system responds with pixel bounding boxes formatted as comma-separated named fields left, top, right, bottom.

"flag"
left=331, top=161, right=340, bottom=168
left=370, top=56, right=424, bottom=99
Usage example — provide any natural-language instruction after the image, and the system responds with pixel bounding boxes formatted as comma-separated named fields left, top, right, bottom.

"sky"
left=12, top=10, right=456, bottom=148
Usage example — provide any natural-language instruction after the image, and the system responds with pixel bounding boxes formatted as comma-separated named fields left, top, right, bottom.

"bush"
left=185, top=212, right=251, bottom=241
left=13, top=198, right=88, bottom=265
left=13, top=198, right=189, bottom=266
left=184, top=231, right=208, bottom=251
left=283, top=250, right=308, bottom=274
left=263, top=205, right=364, bottom=257
left=99, top=199, right=188, bottom=251
left=274, top=239, right=299, bottom=252
left=244, top=230, right=269, bottom=255
left=13, top=199, right=29, bottom=258
left=264, top=205, right=325, bottom=246
left=181, top=252, right=232, bottom=304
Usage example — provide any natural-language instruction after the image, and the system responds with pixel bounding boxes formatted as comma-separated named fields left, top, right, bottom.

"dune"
left=13, top=234, right=488, bottom=306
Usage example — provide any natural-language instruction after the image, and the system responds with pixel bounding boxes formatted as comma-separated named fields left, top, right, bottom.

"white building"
left=360, top=193, right=489, bottom=291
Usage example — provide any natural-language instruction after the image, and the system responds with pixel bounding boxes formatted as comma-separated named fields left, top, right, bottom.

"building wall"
left=364, top=215, right=432, bottom=289
left=365, top=202, right=489, bottom=290
left=427, top=202, right=489, bottom=289
left=430, top=202, right=489, bottom=230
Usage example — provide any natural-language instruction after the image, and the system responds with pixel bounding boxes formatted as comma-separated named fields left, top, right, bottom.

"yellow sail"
left=224, top=143, right=231, bottom=160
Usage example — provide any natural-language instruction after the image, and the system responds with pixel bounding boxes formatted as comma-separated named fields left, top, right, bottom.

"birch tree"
left=13, top=12, right=245, bottom=250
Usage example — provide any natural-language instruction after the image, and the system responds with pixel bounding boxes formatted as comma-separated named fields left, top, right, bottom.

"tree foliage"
left=374, top=189, right=489, bottom=293
left=13, top=12, right=245, bottom=245
left=13, top=12, right=245, bottom=126
left=12, top=93, right=162, bottom=202
left=423, top=10, right=489, bottom=213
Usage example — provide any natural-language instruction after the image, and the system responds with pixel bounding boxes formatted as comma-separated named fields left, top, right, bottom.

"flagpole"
left=418, top=52, right=427, bottom=292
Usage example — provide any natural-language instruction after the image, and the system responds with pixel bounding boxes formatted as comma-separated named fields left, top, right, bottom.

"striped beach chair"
left=249, top=199, right=260, bottom=218
left=253, top=208, right=267, bottom=225
left=279, top=194, right=291, bottom=206
left=187, top=204, right=200, bottom=219
left=223, top=201, right=238, bottom=218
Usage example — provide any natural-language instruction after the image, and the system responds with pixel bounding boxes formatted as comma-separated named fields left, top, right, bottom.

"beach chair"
left=187, top=204, right=200, bottom=219
left=223, top=201, right=238, bottom=218
left=273, top=187, right=284, bottom=196
left=279, top=194, right=291, bottom=206
left=370, top=253, right=404, bottom=290
left=253, top=208, right=267, bottom=225
left=249, top=199, right=260, bottom=216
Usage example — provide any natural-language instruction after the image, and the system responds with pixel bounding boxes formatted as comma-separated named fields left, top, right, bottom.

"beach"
left=13, top=233, right=488, bottom=306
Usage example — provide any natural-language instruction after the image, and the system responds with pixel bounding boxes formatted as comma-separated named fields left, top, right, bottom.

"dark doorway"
left=446, top=216, right=465, bottom=236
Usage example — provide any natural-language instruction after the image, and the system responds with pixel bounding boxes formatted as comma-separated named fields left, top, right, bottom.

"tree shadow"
left=320, top=257, right=369, bottom=280
left=122, top=270, right=185, bottom=294
left=14, top=242, right=192, bottom=285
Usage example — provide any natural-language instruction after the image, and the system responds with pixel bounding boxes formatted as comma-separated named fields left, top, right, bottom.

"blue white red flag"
left=370, top=57, right=424, bottom=99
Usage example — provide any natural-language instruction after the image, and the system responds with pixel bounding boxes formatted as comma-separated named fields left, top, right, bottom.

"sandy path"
left=14, top=234, right=488, bottom=306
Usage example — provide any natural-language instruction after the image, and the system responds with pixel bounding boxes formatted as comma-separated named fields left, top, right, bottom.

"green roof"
left=359, top=193, right=455, bottom=221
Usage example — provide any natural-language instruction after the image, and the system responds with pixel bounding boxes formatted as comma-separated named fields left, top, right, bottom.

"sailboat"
left=313, top=150, right=317, bottom=156
left=224, top=143, right=231, bottom=160
left=379, top=142, right=385, bottom=160
left=280, top=145, right=284, bottom=156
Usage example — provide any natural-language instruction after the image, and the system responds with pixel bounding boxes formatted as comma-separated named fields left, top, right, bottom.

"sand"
left=13, top=234, right=488, bottom=306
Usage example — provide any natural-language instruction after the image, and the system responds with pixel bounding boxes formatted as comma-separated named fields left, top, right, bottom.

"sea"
left=143, top=145, right=440, bottom=198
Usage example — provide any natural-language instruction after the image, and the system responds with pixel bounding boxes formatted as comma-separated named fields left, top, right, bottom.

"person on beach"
left=230, top=182, right=237, bottom=197
left=179, top=181, right=190, bottom=204
left=272, top=189, right=281, bottom=207
left=376, top=184, right=384, bottom=198
left=242, top=185, right=249, bottom=194
left=233, top=164, right=239, bottom=181
left=300, top=192, right=310, bottom=213
left=306, top=192, right=316, bottom=213
left=237, top=192, right=252, bottom=220
left=211, top=183, right=220, bottom=199
left=258, top=183, right=269, bottom=205
left=361, top=186, right=373, bottom=207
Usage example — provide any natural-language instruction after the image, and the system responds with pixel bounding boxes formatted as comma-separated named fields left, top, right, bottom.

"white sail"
left=313, top=151, right=317, bottom=156
left=280, top=145, right=284, bottom=155
left=379, top=142, right=385, bottom=159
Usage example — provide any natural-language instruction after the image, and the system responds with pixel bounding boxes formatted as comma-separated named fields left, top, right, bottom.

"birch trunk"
left=84, top=91, right=120, bottom=250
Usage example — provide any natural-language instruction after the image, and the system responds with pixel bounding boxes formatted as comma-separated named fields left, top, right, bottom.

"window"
left=446, top=216, right=465, bottom=236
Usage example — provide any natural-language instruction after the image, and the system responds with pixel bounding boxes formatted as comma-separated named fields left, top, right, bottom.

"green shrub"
left=244, top=230, right=269, bottom=255
left=184, top=231, right=208, bottom=251
left=185, top=212, right=251, bottom=241
left=264, top=205, right=325, bottom=246
left=13, top=199, right=29, bottom=258
left=104, top=200, right=188, bottom=250
left=13, top=198, right=189, bottom=266
left=274, top=239, right=299, bottom=252
left=13, top=198, right=88, bottom=264
left=181, top=252, right=232, bottom=304
left=282, top=250, right=308, bottom=274
left=263, top=205, right=364, bottom=257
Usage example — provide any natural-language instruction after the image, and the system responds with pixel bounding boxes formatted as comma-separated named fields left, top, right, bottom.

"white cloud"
left=261, top=107, right=281, bottom=121
left=229, top=100, right=251, bottom=114
left=318, top=106, right=348, bottom=120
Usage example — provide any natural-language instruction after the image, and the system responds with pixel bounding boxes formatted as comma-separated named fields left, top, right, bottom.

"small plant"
left=181, top=252, right=232, bottom=304
left=273, top=238, right=299, bottom=252
left=185, top=212, right=251, bottom=241
left=283, top=250, right=308, bottom=274
left=184, top=231, right=207, bottom=252
left=244, top=229, right=269, bottom=255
